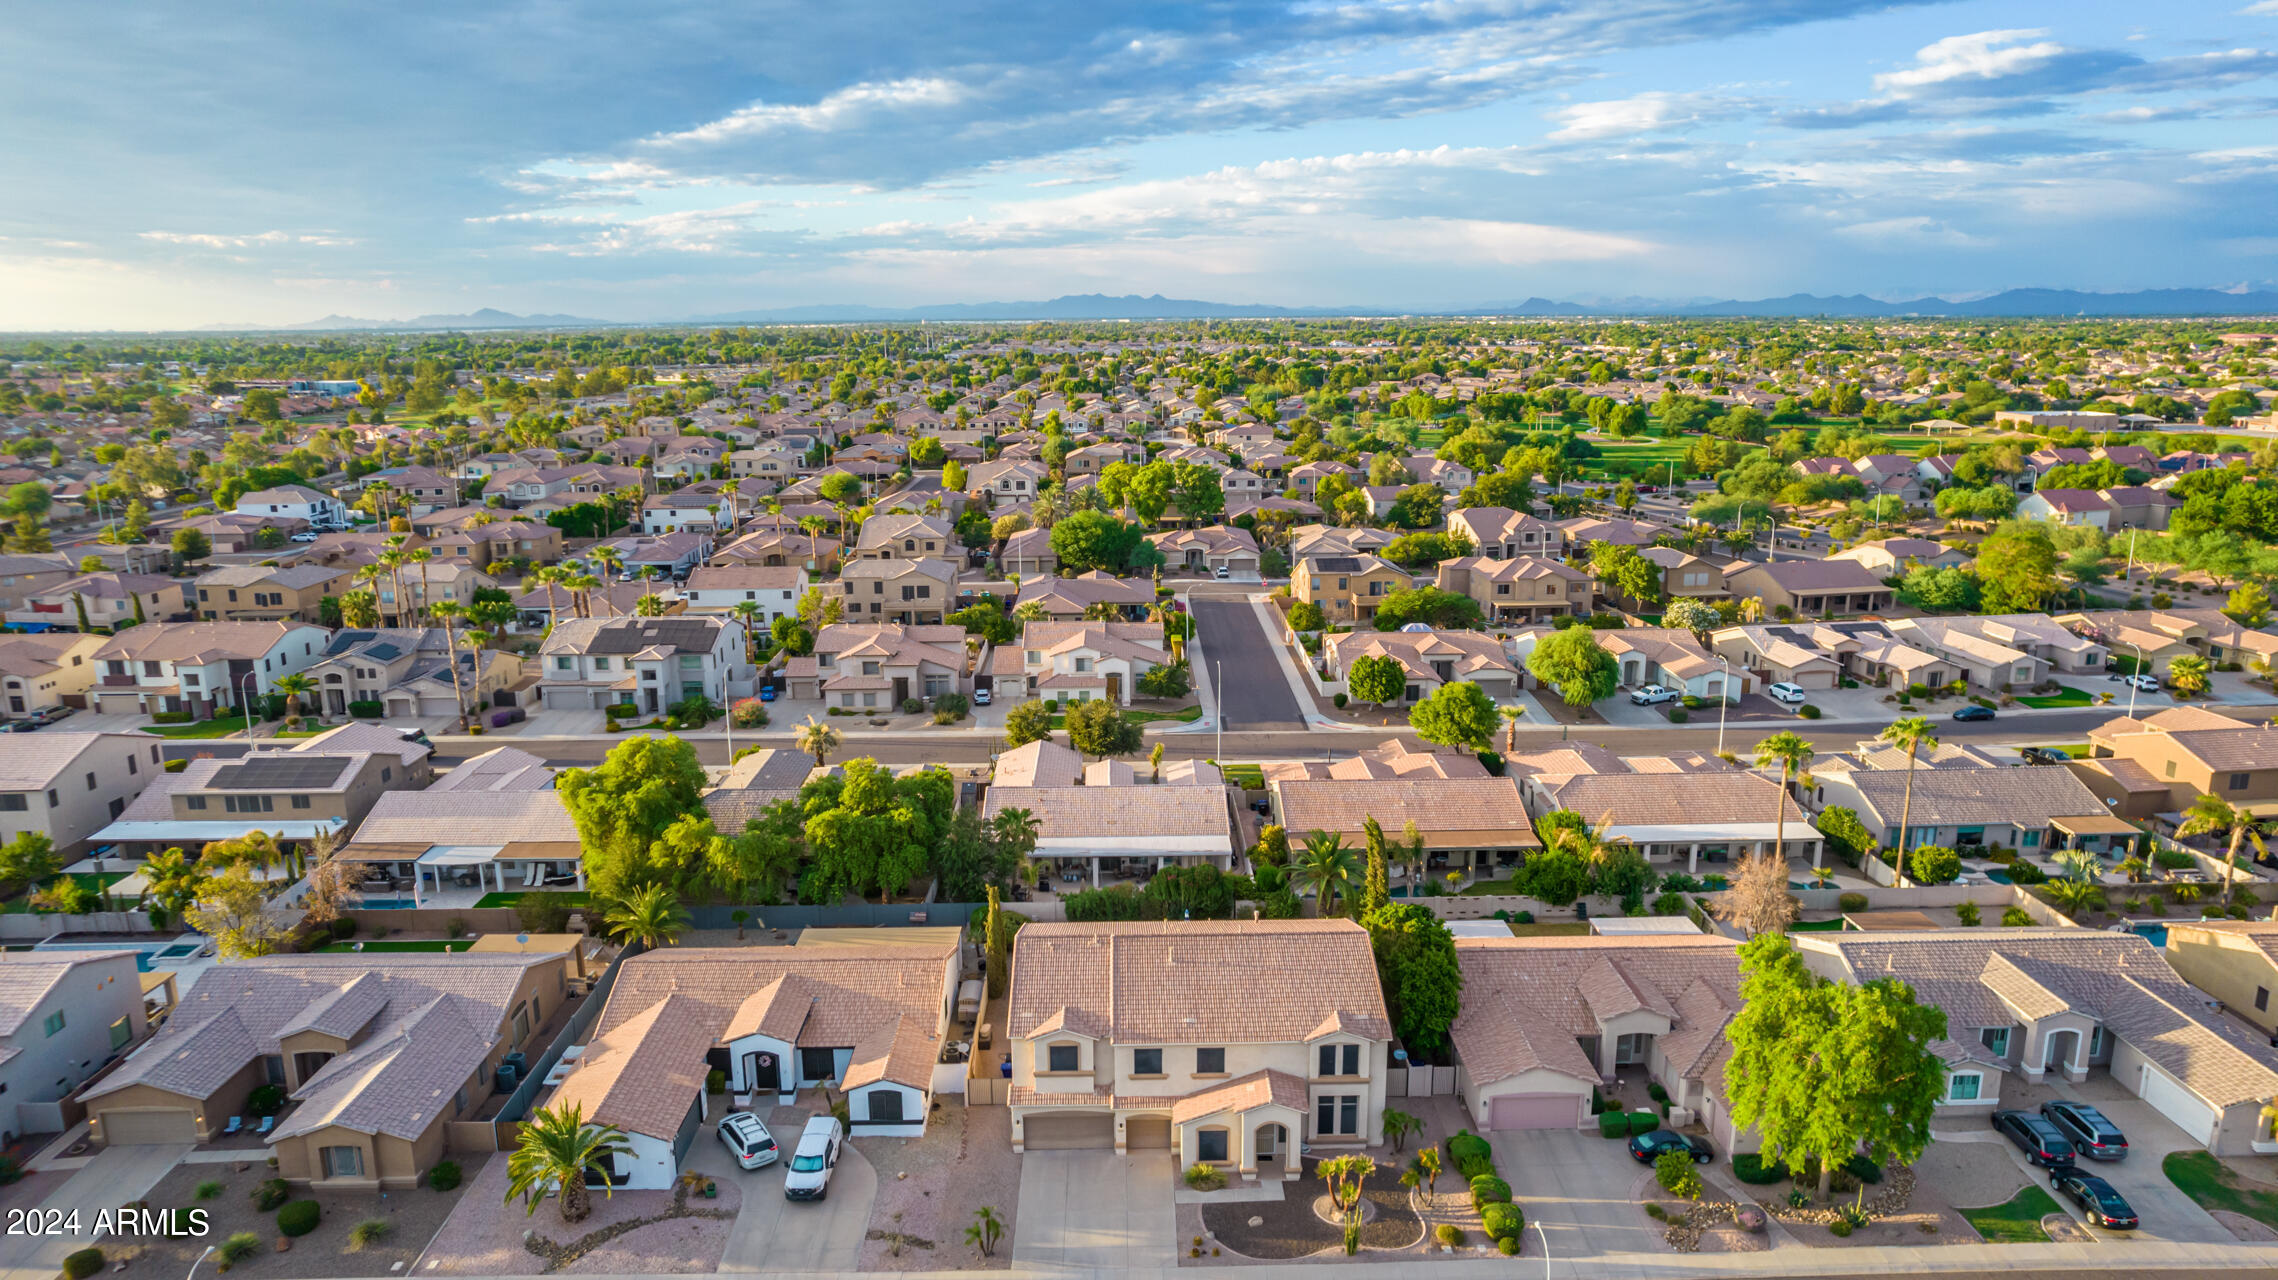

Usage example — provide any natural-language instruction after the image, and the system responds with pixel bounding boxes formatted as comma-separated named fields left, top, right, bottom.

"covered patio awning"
left=90, top=817, right=346, bottom=844
left=416, top=844, right=505, bottom=866
left=333, top=841, right=435, bottom=864
left=2051, top=814, right=2140, bottom=838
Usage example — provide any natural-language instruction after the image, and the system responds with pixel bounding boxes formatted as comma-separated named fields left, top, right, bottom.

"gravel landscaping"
left=1201, top=1157, right=1421, bottom=1260
left=419, top=1150, right=737, bottom=1274
left=856, top=1102, right=1020, bottom=1271
left=122, top=1158, right=473, bottom=1280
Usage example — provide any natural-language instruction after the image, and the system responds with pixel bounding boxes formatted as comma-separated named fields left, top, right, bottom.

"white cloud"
left=647, top=78, right=971, bottom=146
left=138, top=230, right=355, bottom=248
left=2245, top=1, right=2278, bottom=14
left=1831, top=215, right=1988, bottom=248
left=1874, top=29, right=2066, bottom=96
left=1545, top=91, right=1726, bottom=141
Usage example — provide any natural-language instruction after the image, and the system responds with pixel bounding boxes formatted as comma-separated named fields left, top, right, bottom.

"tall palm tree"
left=564, top=572, right=601, bottom=618
left=1499, top=705, right=1526, bottom=754
left=730, top=600, right=763, bottom=663
left=431, top=601, right=472, bottom=731
left=1878, top=715, right=1938, bottom=884
left=589, top=544, right=624, bottom=584
left=378, top=538, right=412, bottom=625
left=273, top=673, right=316, bottom=723
left=796, top=715, right=841, bottom=769
left=506, top=1103, right=631, bottom=1224
left=404, top=546, right=436, bottom=623
left=601, top=882, right=689, bottom=948
left=531, top=565, right=565, bottom=633
left=2179, top=794, right=2270, bottom=910
left=1295, top=831, right=1359, bottom=916
left=1753, top=730, right=1818, bottom=870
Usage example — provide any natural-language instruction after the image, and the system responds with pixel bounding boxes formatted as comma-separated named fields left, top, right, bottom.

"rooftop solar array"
left=206, top=755, right=353, bottom=790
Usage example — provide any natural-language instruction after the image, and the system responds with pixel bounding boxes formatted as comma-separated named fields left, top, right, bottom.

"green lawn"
left=1505, top=921, right=1591, bottom=937
left=1960, top=1184, right=2062, bottom=1243
left=1787, top=918, right=1847, bottom=932
left=2036, top=743, right=2090, bottom=759
left=1, top=872, right=138, bottom=913
left=314, top=939, right=471, bottom=953
left=140, top=715, right=254, bottom=738
left=1220, top=763, right=1265, bottom=789
left=2165, top=1151, right=2278, bottom=1229
left=472, top=890, right=592, bottom=910
left=1046, top=705, right=1203, bottom=728
left=2016, top=685, right=2092, bottom=709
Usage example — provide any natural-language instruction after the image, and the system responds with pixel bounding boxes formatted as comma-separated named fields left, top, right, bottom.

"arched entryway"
left=2044, top=1029, right=2081, bottom=1074
left=1254, top=1122, right=1288, bottom=1174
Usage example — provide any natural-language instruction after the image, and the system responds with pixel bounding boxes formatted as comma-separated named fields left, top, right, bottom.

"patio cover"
left=334, top=842, right=436, bottom=864
left=90, top=818, right=344, bottom=844
left=416, top=844, right=505, bottom=866
left=2050, top=814, right=2140, bottom=837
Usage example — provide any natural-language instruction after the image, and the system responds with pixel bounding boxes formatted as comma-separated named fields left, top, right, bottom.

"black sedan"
left=2041, top=1099, right=2128, bottom=1161
left=1628, top=1130, right=1713, bottom=1164
left=1992, top=1109, right=2076, bottom=1169
left=1952, top=705, right=1997, bottom=722
left=2054, top=1170, right=2138, bottom=1229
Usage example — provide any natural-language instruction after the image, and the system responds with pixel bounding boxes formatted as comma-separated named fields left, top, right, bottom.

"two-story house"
left=1448, top=507, right=1565, bottom=559
left=0, top=732, right=169, bottom=852
left=88, top=621, right=329, bottom=719
left=1291, top=555, right=1410, bottom=624
left=91, top=724, right=431, bottom=856
left=784, top=623, right=969, bottom=708
left=965, top=459, right=1048, bottom=504
left=1005, top=919, right=1392, bottom=1178
left=234, top=484, right=349, bottom=528
left=538, top=616, right=746, bottom=714
left=1005, top=620, right=1169, bottom=706
left=855, top=513, right=960, bottom=562
left=1320, top=629, right=1519, bottom=705
left=6, top=572, right=185, bottom=632
left=193, top=564, right=350, bottom=623
left=304, top=627, right=522, bottom=720
left=1146, top=526, right=1261, bottom=577
left=679, top=565, right=803, bottom=624
left=1435, top=555, right=1591, bottom=623
left=832, top=558, right=958, bottom=626
left=0, top=632, right=105, bottom=721
left=0, top=951, right=153, bottom=1143
left=1013, top=572, right=1155, bottom=621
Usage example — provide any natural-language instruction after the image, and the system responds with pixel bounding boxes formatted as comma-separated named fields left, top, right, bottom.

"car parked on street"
left=2053, top=1170, right=2138, bottom=1228
left=1767, top=682, right=1807, bottom=704
left=2040, top=1100, right=2128, bottom=1160
left=784, top=1115, right=844, bottom=1200
left=2108, top=672, right=2161, bottom=692
left=717, top=1112, right=779, bottom=1170
left=1952, top=704, right=1996, bottom=722
left=1992, top=1109, right=2076, bottom=1169
left=1627, top=1130, right=1713, bottom=1164
left=1628, top=684, right=1679, bottom=705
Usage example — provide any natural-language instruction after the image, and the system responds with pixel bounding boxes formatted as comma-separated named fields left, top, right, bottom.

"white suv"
left=1628, top=685, right=1679, bottom=705
left=783, top=1115, right=844, bottom=1201
left=717, top=1112, right=778, bottom=1170
left=1766, top=682, right=1807, bottom=704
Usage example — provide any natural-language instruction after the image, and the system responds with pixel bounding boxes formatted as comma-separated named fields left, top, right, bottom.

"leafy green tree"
left=1974, top=521, right=2059, bottom=612
left=802, top=760, right=953, bottom=904
left=1661, top=596, right=1722, bottom=642
left=1905, top=845, right=1962, bottom=885
left=1408, top=680, right=1500, bottom=752
left=1897, top=565, right=1980, bottom=613
left=1372, top=586, right=1484, bottom=631
left=2225, top=583, right=2271, bottom=628
left=1524, top=627, right=1618, bottom=707
left=1365, top=903, right=1463, bottom=1055
left=1589, top=543, right=1663, bottom=607
left=1814, top=806, right=1874, bottom=868
left=1003, top=699, right=1054, bottom=747
left=1048, top=511, right=1151, bottom=573
left=1286, top=599, right=1327, bottom=631
left=1722, top=934, right=1947, bottom=1201
left=1064, top=699, right=1142, bottom=760
left=1514, top=845, right=1589, bottom=906
left=558, top=736, right=708, bottom=895
left=948, top=603, right=1015, bottom=645
left=1358, top=817, right=1391, bottom=917
left=169, top=528, right=211, bottom=567
left=1347, top=654, right=1406, bottom=707
left=0, top=832, right=60, bottom=890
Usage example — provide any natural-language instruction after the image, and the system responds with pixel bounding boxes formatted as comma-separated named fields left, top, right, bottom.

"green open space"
left=140, top=715, right=254, bottom=738
left=471, top=890, right=592, bottom=910
left=2016, top=685, right=2093, bottom=709
left=1959, top=1184, right=2062, bottom=1243
left=2164, top=1151, right=2278, bottom=1229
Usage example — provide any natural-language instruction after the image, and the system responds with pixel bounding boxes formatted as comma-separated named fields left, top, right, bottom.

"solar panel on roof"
left=207, top=756, right=351, bottom=790
left=365, top=643, right=402, bottom=661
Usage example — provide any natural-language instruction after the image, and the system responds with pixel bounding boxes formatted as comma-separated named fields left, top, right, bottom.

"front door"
left=893, top=676, right=910, bottom=706
left=747, top=1051, right=781, bottom=1095
left=1107, top=672, right=1123, bottom=704
left=1257, top=1123, right=1283, bottom=1160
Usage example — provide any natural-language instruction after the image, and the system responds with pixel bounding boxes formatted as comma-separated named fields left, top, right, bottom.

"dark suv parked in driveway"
left=1992, top=1109, right=2076, bottom=1169
left=2040, top=1100, right=2127, bottom=1160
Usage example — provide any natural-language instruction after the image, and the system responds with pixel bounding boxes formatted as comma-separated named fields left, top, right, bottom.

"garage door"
left=1125, top=1116, right=1171, bottom=1149
left=1023, top=1112, right=1115, bottom=1150
left=1486, top=1092, right=1582, bottom=1131
left=99, top=1109, right=198, bottom=1145
left=2137, top=1062, right=2218, bottom=1146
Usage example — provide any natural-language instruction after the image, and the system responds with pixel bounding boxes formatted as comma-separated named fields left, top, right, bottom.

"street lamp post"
left=2127, top=643, right=2146, bottom=719
left=186, top=1244, right=215, bottom=1280
left=1716, top=656, right=1732, bottom=757
left=238, top=670, right=261, bottom=740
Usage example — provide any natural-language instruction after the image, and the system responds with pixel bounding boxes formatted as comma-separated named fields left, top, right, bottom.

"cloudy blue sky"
left=4, top=0, right=2276, bottom=329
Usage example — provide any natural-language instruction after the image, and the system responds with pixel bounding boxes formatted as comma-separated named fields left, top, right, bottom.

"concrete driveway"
left=1013, top=1149, right=1174, bottom=1270
left=0, top=1143, right=188, bottom=1271
left=708, top=1131, right=878, bottom=1271
left=1492, top=1127, right=1663, bottom=1259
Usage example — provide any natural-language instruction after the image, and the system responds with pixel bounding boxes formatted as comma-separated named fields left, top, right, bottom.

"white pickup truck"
left=1628, top=684, right=1680, bottom=705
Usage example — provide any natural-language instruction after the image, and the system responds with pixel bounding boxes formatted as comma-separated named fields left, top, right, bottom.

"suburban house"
left=0, top=632, right=105, bottom=720
left=1720, top=560, right=1894, bottom=617
left=965, top=459, right=1048, bottom=502
left=5, top=572, right=185, bottom=631
left=1269, top=774, right=1539, bottom=881
left=1435, top=556, right=1591, bottom=623
left=0, top=732, right=169, bottom=852
left=0, top=951, right=153, bottom=1143
left=1147, top=527, right=1261, bottom=577
left=1593, top=628, right=1747, bottom=702
left=539, top=616, right=747, bottom=714
left=1451, top=935, right=1742, bottom=1136
left=998, top=526, right=1057, bottom=578
left=1633, top=546, right=1729, bottom=606
left=82, top=953, right=568, bottom=1177
left=193, top=565, right=350, bottom=624
left=87, top=620, right=330, bottom=719
left=1825, top=537, right=1970, bottom=575
left=714, top=527, right=841, bottom=572
left=1013, top=572, right=1155, bottom=621
left=234, top=484, right=349, bottom=528
left=2162, top=920, right=2278, bottom=1040
left=855, top=513, right=960, bottom=562
left=342, top=768, right=585, bottom=903
left=91, top=724, right=430, bottom=856
left=304, top=627, right=522, bottom=720
left=1808, top=759, right=2125, bottom=858
left=2055, top=608, right=2278, bottom=675
left=1320, top=629, right=1519, bottom=705
left=679, top=564, right=803, bottom=625
left=1448, top=507, right=1566, bottom=558
left=786, top=623, right=971, bottom=709
left=549, top=935, right=962, bottom=1187
left=1795, top=930, right=2278, bottom=1156
left=1005, top=919, right=1392, bottom=1178
left=832, top=558, right=958, bottom=625
left=982, top=741, right=1236, bottom=887
left=373, top=561, right=500, bottom=628
left=2019, top=487, right=2179, bottom=531
left=425, top=519, right=565, bottom=571
left=1513, top=750, right=1824, bottom=872
left=1005, top=619, right=1170, bottom=706
left=2081, top=706, right=2278, bottom=812
left=1291, top=555, right=1409, bottom=623
left=1289, top=525, right=1395, bottom=561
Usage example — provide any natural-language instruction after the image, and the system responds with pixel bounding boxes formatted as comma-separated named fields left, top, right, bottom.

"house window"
left=2088, top=1027, right=2107, bottom=1057
left=109, top=1016, right=131, bottom=1050
left=1318, top=1043, right=1360, bottom=1077
left=1132, top=1048, right=1162, bottom=1076
left=2259, top=987, right=2271, bottom=1013
left=1945, top=1072, right=1981, bottom=1102
left=291, top=795, right=310, bottom=809
left=187, top=796, right=206, bottom=810
left=1979, top=1027, right=2010, bottom=1057
left=870, top=1089, right=905, bottom=1122
left=1196, top=1047, right=1225, bottom=1075
left=0, top=795, right=23, bottom=812
left=1197, top=1128, right=1229, bottom=1162
left=2233, top=773, right=2253, bottom=792
left=1315, top=1095, right=1359, bottom=1136
left=42, top=1010, right=64, bottom=1037
left=1047, top=1043, right=1080, bottom=1073
left=320, top=1146, right=364, bottom=1179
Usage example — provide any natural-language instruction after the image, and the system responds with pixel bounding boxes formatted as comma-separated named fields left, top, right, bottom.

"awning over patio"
left=416, top=844, right=506, bottom=866
left=2051, top=813, right=2140, bottom=837
left=333, top=842, right=435, bottom=864
left=90, top=817, right=346, bottom=844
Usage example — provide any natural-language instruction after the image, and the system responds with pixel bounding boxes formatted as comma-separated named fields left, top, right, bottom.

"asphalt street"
left=1188, top=594, right=1308, bottom=731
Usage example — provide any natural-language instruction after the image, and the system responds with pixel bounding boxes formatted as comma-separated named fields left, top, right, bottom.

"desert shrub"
left=706, top=1068, right=727, bottom=1094
left=1599, top=1111, right=1628, bottom=1139
left=347, top=1218, right=393, bottom=1252
left=1733, top=1154, right=1789, bottom=1184
left=1435, top=1223, right=1465, bottom=1247
left=1469, top=1174, right=1511, bottom=1209
left=246, top=1084, right=287, bottom=1116
left=1481, top=1201, right=1525, bottom=1242
left=514, top=896, right=573, bottom=933
left=934, top=692, right=970, bottom=720
left=1667, top=706, right=1687, bottom=723
left=1954, top=901, right=1981, bottom=927
left=1655, top=1150, right=1702, bottom=1199
left=2007, top=861, right=2046, bottom=885
left=1183, top=1163, right=1225, bottom=1190
left=426, top=1160, right=462, bottom=1191
left=276, top=1199, right=321, bottom=1237
left=2154, top=848, right=2197, bottom=871
left=1647, top=1082, right=1670, bottom=1104
left=195, top=1180, right=223, bottom=1200
left=1497, top=1234, right=1520, bottom=1256
left=1332, top=692, right=1348, bottom=708
left=2001, top=906, right=2034, bottom=927
left=215, top=1232, right=261, bottom=1267
left=1513, top=909, right=1534, bottom=924
left=252, top=1178, right=290, bottom=1211
left=1837, top=892, right=1868, bottom=912
left=1906, top=845, right=1962, bottom=885
left=1799, top=704, right=1821, bottom=719
left=1446, top=1130, right=1494, bottom=1179
left=63, top=1249, right=104, bottom=1280
left=1830, top=1219, right=1854, bottom=1237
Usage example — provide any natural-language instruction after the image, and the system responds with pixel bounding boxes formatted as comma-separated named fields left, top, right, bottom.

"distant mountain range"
left=242, top=287, right=2278, bottom=331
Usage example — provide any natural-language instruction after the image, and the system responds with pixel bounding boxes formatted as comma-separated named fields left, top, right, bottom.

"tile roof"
left=1006, top=920, right=1390, bottom=1044
left=351, top=788, right=578, bottom=846
left=1270, top=777, right=1537, bottom=846
left=1170, top=1067, right=1309, bottom=1123
left=272, top=994, right=496, bottom=1143
left=1840, top=765, right=2108, bottom=829
left=547, top=993, right=719, bottom=1141
left=979, top=784, right=1233, bottom=845
left=1542, top=770, right=1797, bottom=827
left=991, top=740, right=1084, bottom=788
left=0, top=733, right=137, bottom=791
left=1452, top=936, right=1743, bottom=1089
left=0, top=952, right=135, bottom=1036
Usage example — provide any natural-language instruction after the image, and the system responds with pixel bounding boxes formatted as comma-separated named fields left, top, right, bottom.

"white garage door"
left=99, top=1108, right=198, bottom=1145
left=1023, top=1112, right=1115, bottom=1150
left=2137, top=1062, right=2218, bottom=1146
left=1487, top=1092, right=1582, bottom=1131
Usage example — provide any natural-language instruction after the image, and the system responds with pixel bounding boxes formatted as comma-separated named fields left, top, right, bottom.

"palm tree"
left=731, top=600, right=763, bottom=663
left=531, top=565, right=565, bottom=632
left=2179, top=794, right=2270, bottom=910
left=505, top=1104, right=631, bottom=1224
left=600, top=882, right=689, bottom=948
left=589, top=544, right=624, bottom=585
left=1295, top=831, right=1358, bottom=916
left=376, top=541, right=412, bottom=625
left=406, top=545, right=436, bottom=623
left=431, top=601, right=472, bottom=731
left=564, top=572, right=601, bottom=618
left=796, top=715, right=841, bottom=769
left=1878, top=715, right=1937, bottom=884
left=964, top=1206, right=1006, bottom=1258
left=1753, top=730, right=1818, bottom=871
left=273, top=673, right=316, bottom=723
left=1499, top=705, right=1525, bottom=754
